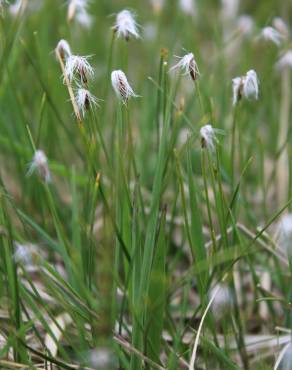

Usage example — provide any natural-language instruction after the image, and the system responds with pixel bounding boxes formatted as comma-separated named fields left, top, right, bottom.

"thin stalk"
left=201, top=148, right=217, bottom=252
left=276, top=69, right=290, bottom=208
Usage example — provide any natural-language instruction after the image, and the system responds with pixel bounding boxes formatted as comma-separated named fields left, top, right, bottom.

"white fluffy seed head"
left=221, top=0, right=239, bottom=20
left=276, top=213, right=292, bottom=257
left=179, top=0, right=196, bottom=16
left=56, top=39, right=72, bottom=61
left=170, top=52, right=199, bottom=81
left=27, top=150, right=51, bottom=183
left=236, top=15, right=254, bottom=37
left=200, top=124, right=216, bottom=150
left=64, top=55, right=94, bottom=83
left=232, top=69, right=259, bottom=105
left=272, top=17, right=289, bottom=40
left=232, top=77, right=243, bottom=106
left=68, top=0, right=89, bottom=22
left=210, top=284, right=233, bottom=319
left=13, top=242, right=38, bottom=266
left=114, top=10, right=139, bottom=40
left=276, top=51, right=292, bottom=71
left=88, top=348, right=116, bottom=368
left=9, top=0, right=23, bottom=16
left=111, top=70, right=138, bottom=103
left=75, top=88, right=99, bottom=117
left=75, top=9, right=93, bottom=28
left=243, top=69, right=259, bottom=100
left=259, top=26, right=283, bottom=46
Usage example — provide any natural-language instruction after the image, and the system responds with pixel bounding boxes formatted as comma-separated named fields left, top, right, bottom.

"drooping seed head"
left=9, top=0, right=23, bottom=16
left=75, top=8, right=93, bottom=28
left=111, top=70, right=138, bottom=103
left=232, top=69, right=259, bottom=105
left=243, top=69, right=259, bottom=100
left=209, top=284, right=233, bottom=319
left=179, top=0, right=196, bottom=16
left=114, top=9, right=140, bottom=41
left=232, top=77, right=243, bottom=105
left=221, top=0, right=239, bottom=20
left=27, top=150, right=51, bottom=183
left=272, top=17, right=289, bottom=40
left=236, top=15, right=254, bottom=37
left=64, top=55, right=94, bottom=83
left=276, top=213, right=292, bottom=257
left=200, top=124, right=216, bottom=150
left=259, top=26, right=283, bottom=46
left=170, top=52, right=199, bottom=81
left=55, top=39, right=72, bottom=61
left=75, top=88, right=99, bottom=117
left=275, top=50, right=292, bottom=71
left=67, top=0, right=89, bottom=22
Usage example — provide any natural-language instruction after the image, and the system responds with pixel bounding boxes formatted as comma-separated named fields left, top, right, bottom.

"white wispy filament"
left=258, top=26, right=283, bottom=46
left=75, top=88, right=99, bottom=116
left=114, top=10, right=139, bottom=40
left=232, top=69, right=259, bottom=105
left=55, top=39, right=72, bottom=61
left=64, top=55, right=94, bottom=83
left=170, top=52, right=199, bottom=81
left=276, top=51, right=292, bottom=71
left=200, top=124, right=216, bottom=150
left=111, top=70, right=138, bottom=103
left=27, top=150, right=51, bottom=183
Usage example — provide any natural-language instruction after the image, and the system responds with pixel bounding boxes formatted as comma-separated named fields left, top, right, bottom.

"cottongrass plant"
left=2, top=2, right=292, bottom=370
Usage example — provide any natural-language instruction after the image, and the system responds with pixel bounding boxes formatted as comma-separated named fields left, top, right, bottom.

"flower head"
left=232, top=69, right=259, bottom=105
left=272, top=17, right=289, bottom=39
left=236, top=15, right=254, bottom=37
left=9, top=0, right=23, bottom=16
left=170, top=52, right=199, bottom=81
left=221, top=0, right=239, bottom=20
left=111, top=70, right=138, bottom=103
left=276, top=213, right=292, bottom=257
left=55, top=39, right=72, bottom=62
left=75, top=9, right=93, bottom=28
left=67, top=0, right=89, bottom=22
left=275, top=51, right=292, bottom=71
left=209, top=284, right=233, bottom=319
left=114, top=10, right=139, bottom=41
left=243, top=69, right=259, bottom=100
left=27, top=150, right=51, bottom=183
left=179, top=0, right=196, bottom=16
left=258, top=26, right=283, bottom=46
left=75, top=88, right=99, bottom=116
left=200, top=124, right=216, bottom=150
left=64, top=55, right=94, bottom=83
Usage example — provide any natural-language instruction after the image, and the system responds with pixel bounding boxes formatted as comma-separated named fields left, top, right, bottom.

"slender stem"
left=201, top=148, right=217, bottom=253
left=276, top=69, right=290, bottom=208
left=230, top=104, right=239, bottom=189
